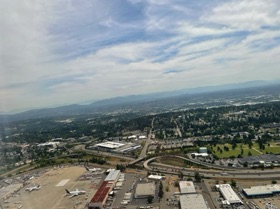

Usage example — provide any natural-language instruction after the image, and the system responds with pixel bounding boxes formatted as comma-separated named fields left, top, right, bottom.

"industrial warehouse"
left=178, top=180, right=208, bottom=209
left=179, top=194, right=208, bottom=209
left=92, top=141, right=141, bottom=154
left=88, top=181, right=115, bottom=209
left=179, top=181, right=196, bottom=194
left=88, top=170, right=120, bottom=209
left=216, top=184, right=243, bottom=207
left=238, top=154, right=280, bottom=167
left=243, top=184, right=280, bottom=198
left=134, top=182, right=156, bottom=199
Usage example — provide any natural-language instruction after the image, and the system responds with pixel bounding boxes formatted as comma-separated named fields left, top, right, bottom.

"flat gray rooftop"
left=243, top=184, right=280, bottom=196
left=180, top=194, right=208, bottom=209
left=134, top=182, right=155, bottom=198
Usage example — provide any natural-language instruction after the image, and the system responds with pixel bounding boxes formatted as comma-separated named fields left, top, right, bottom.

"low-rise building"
left=104, top=170, right=120, bottom=183
left=243, top=184, right=280, bottom=198
left=179, top=181, right=196, bottom=194
left=88, top=181, right=114, bottom=209
left=199, top=147, right=207, bottom=153
left=216, top=184, right=243, bottom=206
left=179, top=194, right=208, bottom=209
left=148, top=175, right=164, bottom=181
left=134, top=182, right=156, bottom=199
left=94, top=141, right=125, bottom=152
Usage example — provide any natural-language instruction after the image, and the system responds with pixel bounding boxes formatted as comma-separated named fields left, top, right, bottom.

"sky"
left=1, top=0, right=280, bottom=113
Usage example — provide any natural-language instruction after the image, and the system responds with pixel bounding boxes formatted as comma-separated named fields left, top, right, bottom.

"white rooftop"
left=180, top=194, right=208, bottom=209
left=243, top=184, right=280, bottom=196
left=105, top=170, right=121, bottom=182
left=179, top=181, right=196, bottom=194
left=192, top=153, right=208, bottom=157
left=95, top=141, right=125, bottom=149
left=217, top=184, right=242, bottom=205
left=148, top=175, right=164, bottom=180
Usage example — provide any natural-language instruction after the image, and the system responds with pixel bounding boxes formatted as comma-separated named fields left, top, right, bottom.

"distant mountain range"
left=1, top=80, right=279, bottom=122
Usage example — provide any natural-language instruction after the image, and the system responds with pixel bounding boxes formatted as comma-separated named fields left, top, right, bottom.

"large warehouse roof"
left=179, top=181, right=196, bottom=194
left=90, top=181, right=114, bottom=204
left=217, top=184, right=242, bottom=205
left=134, top=182, right=155, bottom=198
left=239, top=154, right=280, bottom=165
left=243, top=184, right=280, bottom=196
left=179, top=194, right=208, bottom=209
left=95, top=141, right=125, bottom=149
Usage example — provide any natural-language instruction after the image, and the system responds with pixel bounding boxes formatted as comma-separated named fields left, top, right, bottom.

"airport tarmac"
left=2, top=166, right=101, bottom=209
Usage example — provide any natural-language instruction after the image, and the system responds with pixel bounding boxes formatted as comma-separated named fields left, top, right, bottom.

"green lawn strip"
left=252, top=142, right=280, bottom=154
left=263, top=146, right=280, bottom=154
left=212, top=143, right=262, bottom=158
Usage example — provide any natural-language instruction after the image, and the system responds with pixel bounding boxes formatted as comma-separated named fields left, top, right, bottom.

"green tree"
left=194, top=172, right=201, bottom=182
left=158, top=181, right=164, bottom=198
left=147, top=195, right=153, bottom=204
left=272, top=180, right=277, bottom=184
left=178, top=171, right=184, bottom=179
left=174, top=180, right=179, bottom=187
left=230, top=179, right=237, bottom=188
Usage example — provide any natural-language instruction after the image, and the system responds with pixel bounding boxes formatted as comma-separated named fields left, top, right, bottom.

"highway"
left=74, top=133, right=280, bottom=180
left=139, top=117, right=154, bottom=158
left=143, top=156, right=280, bottom=180
left=127, top=118, right=154, bottom=165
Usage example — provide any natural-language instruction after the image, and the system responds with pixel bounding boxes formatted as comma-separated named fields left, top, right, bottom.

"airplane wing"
left=69, top=193, right=78, bottom=198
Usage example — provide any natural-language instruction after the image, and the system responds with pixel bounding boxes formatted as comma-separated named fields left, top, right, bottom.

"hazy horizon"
left=1, top=79, right=278, bottom=115
left=2, top=0, right=280, bottom=113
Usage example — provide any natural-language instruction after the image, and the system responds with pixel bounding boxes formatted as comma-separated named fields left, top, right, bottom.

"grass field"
left=156, top=157, right=186, bottom=167
left=211, top=142, right=280, bottom=158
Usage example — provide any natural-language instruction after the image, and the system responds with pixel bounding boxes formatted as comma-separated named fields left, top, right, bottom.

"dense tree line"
left=1, top=101, right=280, bottom=144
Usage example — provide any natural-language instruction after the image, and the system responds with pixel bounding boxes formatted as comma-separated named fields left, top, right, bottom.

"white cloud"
left=204, top=0, right=280, bottom=30
left=1, top=0, right=280, bottom=113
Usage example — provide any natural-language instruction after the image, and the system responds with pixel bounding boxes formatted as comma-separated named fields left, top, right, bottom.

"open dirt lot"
left=4, top=166, right=101, bottom=209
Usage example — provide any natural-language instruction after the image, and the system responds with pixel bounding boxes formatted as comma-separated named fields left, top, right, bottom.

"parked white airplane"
left=85, top=166, right=101, bottom=173
left=65, top=189, right=86, bottom=198
left=25, top=185, right=41, bottom=192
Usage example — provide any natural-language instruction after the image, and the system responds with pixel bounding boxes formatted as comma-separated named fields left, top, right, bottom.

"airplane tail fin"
left=65, top=189, right=70, bottom=194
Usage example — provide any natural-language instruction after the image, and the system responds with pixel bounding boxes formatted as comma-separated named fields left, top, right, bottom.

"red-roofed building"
left=88, top=181, right=114, bottom=209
